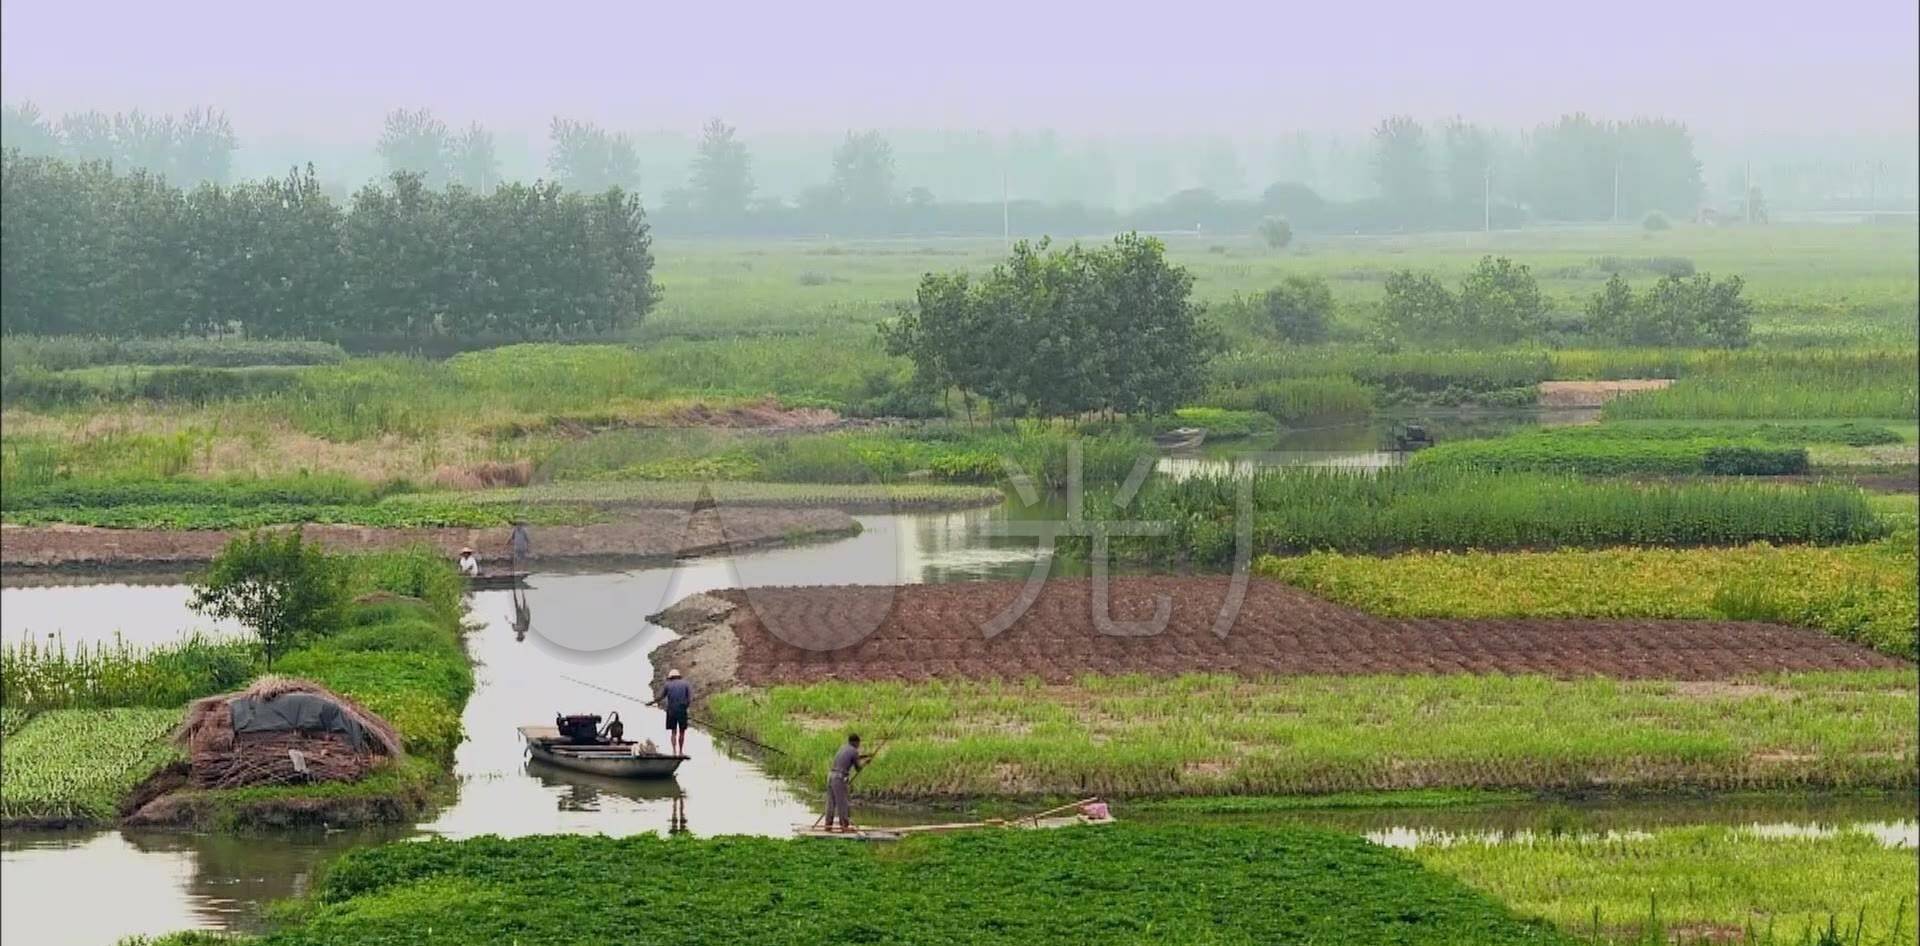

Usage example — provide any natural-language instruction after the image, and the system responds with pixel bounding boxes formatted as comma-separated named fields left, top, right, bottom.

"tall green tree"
left=1371, top=115, right=1434, bottom=208
left=831, top=130, right=896, bottom=215
left=1, top=102, right=60, bottom=156
left=688, top=118, right=754, bottom=217
left=377, top=107, right=454, bottom=188
left=547, top=117, right=641, bottom=193
left=448, top=122, right=501, bottom=192
left=1441, top=118, right=1492, bottom=208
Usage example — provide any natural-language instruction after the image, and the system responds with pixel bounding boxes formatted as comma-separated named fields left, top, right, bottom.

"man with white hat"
left=456, top=547, right=481, bottom=577
left=656, top=668, right=693, bottom=756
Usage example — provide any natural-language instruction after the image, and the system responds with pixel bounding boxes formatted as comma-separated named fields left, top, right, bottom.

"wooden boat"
left=1152, top=427, right=1206, bottom=450
left=466, top=571, right=530, bottom=589
left=517, top=725, right=686, bottom=779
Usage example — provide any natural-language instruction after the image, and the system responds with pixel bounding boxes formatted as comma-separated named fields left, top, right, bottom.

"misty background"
left=3, top=0, right=1915, bottom=230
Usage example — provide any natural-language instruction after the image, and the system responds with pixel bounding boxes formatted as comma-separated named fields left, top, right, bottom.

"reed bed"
left=0, top=633, right=257, bottom=713
left=1086, top=468, right=1887, bottom=565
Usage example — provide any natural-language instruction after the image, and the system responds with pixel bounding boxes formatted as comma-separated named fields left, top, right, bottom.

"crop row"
left=1084, top=468, right=1887, bottom=564
left=0, top=708, right=185, bottom=823
left=708, top=671, right=1917, bottom=799
left=1257, top=533, right=1919, bottom=658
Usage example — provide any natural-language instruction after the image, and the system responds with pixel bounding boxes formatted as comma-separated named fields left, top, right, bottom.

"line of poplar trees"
left=0, top=151, right=660, bottom=340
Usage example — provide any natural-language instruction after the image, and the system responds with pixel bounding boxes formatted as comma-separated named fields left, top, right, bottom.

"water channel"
left=3, top=417, right=1910, bottom=943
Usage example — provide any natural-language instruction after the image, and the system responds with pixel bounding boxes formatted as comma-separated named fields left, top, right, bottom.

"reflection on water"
left=1, top=826, right=408, bottom=944
left=1156, top=410, right=1596, bottom=480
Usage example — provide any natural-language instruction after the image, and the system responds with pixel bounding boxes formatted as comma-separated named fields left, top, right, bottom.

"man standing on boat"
left=657, top=669, right=693, bottom=756
left=509, top=519, right=532, bottom=572
left=825, top=733, right=873, bottom=832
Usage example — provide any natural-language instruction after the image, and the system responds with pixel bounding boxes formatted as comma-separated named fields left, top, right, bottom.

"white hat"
left=459, top=547, right=474, bottom=554
left=666, top=668, right=682, bottom=679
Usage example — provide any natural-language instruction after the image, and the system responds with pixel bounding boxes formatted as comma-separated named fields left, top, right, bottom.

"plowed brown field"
left=708, top=577, right=1908, bottom=683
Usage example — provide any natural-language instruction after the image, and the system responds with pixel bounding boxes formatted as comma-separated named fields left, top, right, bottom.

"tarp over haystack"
left=175, top=676, right=403, bottom=789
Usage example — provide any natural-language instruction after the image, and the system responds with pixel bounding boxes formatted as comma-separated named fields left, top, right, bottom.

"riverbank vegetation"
left=705, top=670, right=1916, bottom=799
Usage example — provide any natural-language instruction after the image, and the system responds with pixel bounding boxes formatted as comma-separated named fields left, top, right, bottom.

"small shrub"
left=1258, top=276, right=1334, bottom=344
left=1642, top=210, right=1671, bottom=231
left=1258, top=215, right=1294, bottom=250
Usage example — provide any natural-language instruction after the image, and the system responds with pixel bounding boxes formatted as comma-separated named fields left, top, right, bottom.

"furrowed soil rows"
left=693, top=578, right=1907, bottom=683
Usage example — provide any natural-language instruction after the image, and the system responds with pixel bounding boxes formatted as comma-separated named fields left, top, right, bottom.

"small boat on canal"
left=467, top=571, right=531, bottom=589
left=518, top=718, right=687, bottom=779
left=793, top=797, right=1115, bottom=841
left=1152, top=427, right=1207, bottom=450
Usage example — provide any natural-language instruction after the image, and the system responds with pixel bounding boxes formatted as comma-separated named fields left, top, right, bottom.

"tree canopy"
left=882, top=234, right=1207, bottom=419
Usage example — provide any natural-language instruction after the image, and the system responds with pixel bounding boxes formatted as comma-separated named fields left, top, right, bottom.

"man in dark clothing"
left=825, top=733, right=873, bottom=832
left=509, top=520, right=532, bottom=571
left=657, top=669, right=693, bottom=756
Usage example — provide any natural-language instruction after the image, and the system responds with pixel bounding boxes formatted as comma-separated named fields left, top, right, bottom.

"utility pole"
left=1744, top=161, right=1753, bottom=225
left=1483, top=164, right=1492, bottom=233
left=1001, top=167, right=1010, bottom=251
left=1611, top=161, right=1620, bottom=223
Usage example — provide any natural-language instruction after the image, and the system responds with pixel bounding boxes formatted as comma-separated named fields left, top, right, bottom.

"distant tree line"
left=7, top=102, right=1712, bottom=238
left=0, top=151, right=659, bottom=340
left=1, top=102, right=238, bottom=185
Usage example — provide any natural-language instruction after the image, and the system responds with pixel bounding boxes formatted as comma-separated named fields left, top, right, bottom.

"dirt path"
left=652, top=577, right=1907, bottom=684
left=0, top=507, right=858, bottom=569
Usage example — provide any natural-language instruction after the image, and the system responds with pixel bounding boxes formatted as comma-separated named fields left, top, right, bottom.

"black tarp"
left=229, top=694, right=368, bottom=751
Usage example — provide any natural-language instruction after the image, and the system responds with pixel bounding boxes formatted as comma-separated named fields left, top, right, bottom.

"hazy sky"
left=4, top=0, right=1916, bottom=140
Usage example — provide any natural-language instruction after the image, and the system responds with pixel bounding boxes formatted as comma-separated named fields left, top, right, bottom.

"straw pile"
left=175, top=676, right=403, bottom=789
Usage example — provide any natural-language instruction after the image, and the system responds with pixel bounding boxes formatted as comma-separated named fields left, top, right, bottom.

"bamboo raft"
left=793, top=798, right=1114, bottom=842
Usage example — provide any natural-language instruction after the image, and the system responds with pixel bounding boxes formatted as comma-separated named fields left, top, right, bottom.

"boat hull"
left=517, top=726, right=685, bottom=779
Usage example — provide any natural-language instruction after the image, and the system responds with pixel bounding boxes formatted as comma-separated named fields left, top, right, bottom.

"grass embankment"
left=148, top=826, right=1571, bottom=946
left=705, top=671, right=1916, bottom=800
left=0, top=549, right=473, bottom=829
left=1089, top=468, right=1887, bottom=566
left=0, top=707, right=184, bottom=825
left=393, top=480, right=1005, bottom=514
left=0, top=474, right=598, bottom=529
left=1258, top=534, right=1919, bottom=658
left=1403, top=420, right=1908, bottom=478
left=1417, top=826, right=1919, bottom=944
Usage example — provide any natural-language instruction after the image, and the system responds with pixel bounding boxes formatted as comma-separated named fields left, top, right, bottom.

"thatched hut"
left=176, top=676, right=403, bottom=789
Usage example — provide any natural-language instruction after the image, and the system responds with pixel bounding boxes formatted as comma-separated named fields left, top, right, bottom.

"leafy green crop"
left=0, top=708, right=183, bottom=823
left=249, top=826, right=1572, bottom=945
left=1258, top=535, right=1919, bottom=658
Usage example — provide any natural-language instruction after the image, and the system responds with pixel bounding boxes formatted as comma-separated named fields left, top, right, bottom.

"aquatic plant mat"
left=215, top=826, right=1573, bottom=945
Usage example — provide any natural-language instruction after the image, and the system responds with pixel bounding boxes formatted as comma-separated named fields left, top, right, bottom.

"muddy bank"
left=0, top=507, right=859, bottom=569
left=1537, top=379, right=1673, bottom=408
left=651, top=578, right=1910, bottom=685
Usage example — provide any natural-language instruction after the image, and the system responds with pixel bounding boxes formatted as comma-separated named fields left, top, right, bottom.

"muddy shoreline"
left=0, top=506, right=860, bottom=570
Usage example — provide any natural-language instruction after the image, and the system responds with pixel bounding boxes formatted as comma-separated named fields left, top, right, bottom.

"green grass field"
left=0, top=707, right=184, bottom=823
left=705, top=671, right=1917, bottom=799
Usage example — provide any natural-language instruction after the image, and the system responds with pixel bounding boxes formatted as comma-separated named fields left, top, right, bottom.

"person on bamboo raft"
left=457, top=547, right=481, bottom=577
left=825, top=733, right=875, bottom=832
